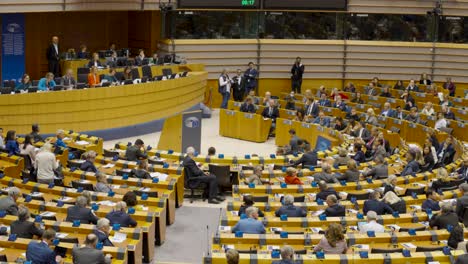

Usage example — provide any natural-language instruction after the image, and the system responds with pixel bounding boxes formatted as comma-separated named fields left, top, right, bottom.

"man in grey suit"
left=66, top=196, right=98, bottom=225
left=456, top=183, right=468, bottom=224
left=362, top=155, right=388, bottom=179
left=313, top=163, right=338, bottom=184
left=0, top=187, right=21, bottom=215
left=72, top=233, right=111, bottom=264
left=275, top=195, right=306, bottom=217
left=455, top=243, right=468, bottom=264
left=288, top=129, right=300, bottom=154
left=272, top=245, right=295, bottom=264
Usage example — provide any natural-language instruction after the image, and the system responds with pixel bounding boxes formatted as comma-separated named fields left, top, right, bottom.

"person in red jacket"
left=284, top=167, right=303, bottom=185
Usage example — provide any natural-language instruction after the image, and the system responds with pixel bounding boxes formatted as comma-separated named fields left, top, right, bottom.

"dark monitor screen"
left=315, top=135, right=331, bottom=152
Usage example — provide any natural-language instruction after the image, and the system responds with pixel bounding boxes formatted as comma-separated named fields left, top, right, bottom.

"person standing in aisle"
left=291, top=57, right=304, bottom=94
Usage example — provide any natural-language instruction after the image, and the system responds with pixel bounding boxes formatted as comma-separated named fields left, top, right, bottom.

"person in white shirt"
left=34, top=143, right=59, bottom=184
left=359, top=211, right=385, bottom=234
left=219, top=69, right=231, bottom=109
left=421, top=102, right=435, bottom=116
left=435, top=112, right=447, bottom=131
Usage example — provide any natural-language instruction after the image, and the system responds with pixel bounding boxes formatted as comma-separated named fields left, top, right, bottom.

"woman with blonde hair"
left=431, top=167, right=451, bottom=192
left=334, top=148, right=350, bottom=167
left=384, top=175, right=397, bottom=194
left=382, top=191, right=406, bottom=213
left=365, top=108, right=378, bottom=126
left=313, top=223, right=348, bottom=254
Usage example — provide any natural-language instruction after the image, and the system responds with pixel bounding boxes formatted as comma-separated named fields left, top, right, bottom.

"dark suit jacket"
left=46, top=44, right=59, bottom=62
left=94, top=230, right=114, bottom=247
left=26, top=241, right=57, bottom=264
left=318, top=99, right=331, bottom=107
left=232, top=75, right=245, bottom=91
left=105, top=210, right=137, bottom=227
left=240, top=103, right=255, bottom=113
left=313, top=117, right=330, bottom=127
left=10, top=220, right=44, bottom=239
left=429, top=212, right=459, bottom=230
left=72, top=246, right=110, bottom=264
left=261, top=106, right=279, bottom=121
left=388, top=200, right=406, bottom=214
left=363, top=199, right=394, bottom=215
left=333, top=102, right=347, bottom=111
left=61, top=76, right=76, bottom=87
left=351, top=128, right=371, bottom=141
left=455, top=254, right=468, bottom=264
left=244, top=68, right=258, bottom=89
left=337, top=169, right=360, bottom=182
left=125, top=145, right=148, bottom=162
left=0, top=196, right=18, bottom=215
left=444, top=111, right=455, bottom=120
left=182, top=156, right=204, bottom=178
left=353, top=151, right=366, bottom=163
left=316, top=188, right=338, bottom=201
left=383, top=184, right=395, bottom=194
left=363, top=164, right=388, bottom=179
left=401, top=160, right=420, bottom=176
left=313, top=172, right=338, bottom=184
left=304, top=103, right=319, bottom=117
left=325, top=204, right=345, bottom=217
left=30, top=131, right=44, bottom=143
left=130, top=168, right=150, bottom=179
left=275, top=205, right=307, bottom=217
left=66, top=205, right=98, bottom=224
left=80, top=161, right=98, bottom=173
left=293, top=151, right=318, bottom=168
left=87, top=60, right=103, bottom=68
left=456, top=194, right=468, bottom=222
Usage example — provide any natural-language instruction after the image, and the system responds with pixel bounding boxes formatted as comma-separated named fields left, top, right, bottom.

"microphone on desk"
left=214, top=207, right=223, bottom=238
left=205, top=224, right=211, bottom=257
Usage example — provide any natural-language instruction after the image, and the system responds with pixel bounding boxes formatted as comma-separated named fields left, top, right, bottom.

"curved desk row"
left=0, top=71, right=208, bottom=138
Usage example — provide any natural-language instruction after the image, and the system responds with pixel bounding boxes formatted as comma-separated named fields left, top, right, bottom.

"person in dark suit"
left=365, top=82, right=378, bottom=96
left=288, top=129, right=300, bottom=154
left=46, top=36, right=60, bottom=76
left=442, top=105, right=455, bottom=120
left=422, top=189, right=441, bottom=212
left=244, top=62, right=258, bottom=94
left=80, top=151, right=98, bottom=173
left=291, top=57, right=304, bottom=94
left=316, top=181, right=338, bottom=201
left=352, top=143, right=366, bottom=163
left=272, top=245, right=296, bottom=264
left=363, top=191, right=394, bottom=215
left=262, top=100, right=279, bottom=121
left=313, top=111, right=331, bottom=127
left=420, top=73, right=432, bottom=85
left=240, top=97, right=256, bottom=113
left=350, top=122, right=371, bottom=141
left=324, top=195, right=345, bottom=217
left=337, top=160, right=360, bottom=182
left=394, top=106, right=406, bottom=120
left=183, top=146, right=224, bottom=204
left=66, top=196, right=98, bottom=224
left=304, top=99, right=319, bottom=118
left=238, top=195, right=264, bottom=217
left=94, top=218, right=114, bottom=247
left=232, top=69, right=245, bottom=102
left=402, top=92, right=416, bottom=111
left=437, top=137, right=456, bottom=166
left=406, top=79, right=419, bottom=92
left=430, top=202, right=459, bottom=230
left=293, top=145, right=318, bottom=168
left=72, top=233, right=112, bottom=264
left=30, top=124, right=44, bottom=143
left=318, top=93, right=331, bottom=107
left=400, top=150, right=420, bottom=176
left=456, top=183, right=468, bottom=222
left=457, top=157, right=468, bottom=182
left=362, top=155, right=388, bottom=179
left=88, top=53, right=103, bottom=68
left=125, top=139, right=148, bottom=162
left=135, top=49, right=145, bottom=66
left=332, top=96, right=347, bottom=112
left=61, top=69, right=77, bottom=89
left=313, top=163, right=338, bottom=184
left=130, top=159, right=151, bottom=179
left=106, top=51, right=119, bottom=68
left=0, top=187, right=20, bottom=216
left=275, top=195, right=306, bottom=217
left=77, top=44, right=88, bottom=59
left=105, top=201, right=137, bottom=227
left=26, top=229, right=62, bottom=264
left=10, top=206, right=44, bottom=239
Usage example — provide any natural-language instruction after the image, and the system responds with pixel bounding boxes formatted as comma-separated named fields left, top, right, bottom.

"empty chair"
left=346, top=192, right=370, bottom=201
left=116, top=168, right=132, bottom=176
left=58, top=237, right=79, bottom=244
left=209, top=164, right=231, bottom=190
left=142, top=65, right=153, bottom=79
left=77, top=67, right=90, bottom=75
left=148, top=158, right=164, bottom=165
left=71, top=181, right=94, bottom=191
left=404, top=186, right=425, bottom=196
left=77, top=74, right=88, bottom=84
left=131, top=68, right=140, bottom=79
left=251, top=196, right=269, bottom=203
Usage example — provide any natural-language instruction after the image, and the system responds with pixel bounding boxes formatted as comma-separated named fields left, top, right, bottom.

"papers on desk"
left=63, top=137, right=71, bottom=141
left=442, top=199, right=457, bottom=206
left=306, top=176, right=314, bottom=181
left=311, top=227, right=323, bottom=233
left=79, top=180, right=91, bottom=184
left=230, top=211, right=238, bottom=216
left=30, top=192, right=43, bottom=197
left=401, top=242, right=417, bottom=249
left=111, top=185, right=120, bottom=189
left=263, top=118, right=270, bottom=121
left=219, top=226, right=231, bottom=233
left=347, top=209, right=358, bottom=214
left=410, top=205, right=422, bottom=210
left=353, top=244, right=370, bottom=251
left=274, top=193, right=284, bottom=199
left=394, top=186, right=404, bottom=192
left=276, top=177, right=285, bottom=182
left=139, top=205, right=148, bottom=211
left=428, top=262, right=440, bottom=264
left=312, top=210, right=324, bottom=217
left=0, top=248, right=4, bottom=252
left=308, top=193, right=316, bottom=200
left=149, top=172, right=168, bottom=181
left=365, top=189, right=375, bottom=193
left=139, top=187, right=151, bottom=192
left=270, top=227, right=282, bottom=233
left=102, top=163, right=115, bottom=169
left=267, top=245, right=280, bottom=250
left=110, top=232, right=127, bottom=243
left=40, top=211, right=56, bottom=217
left=98, top=201, right=116, bottom=207
left=59, top=196, right=72, bottom=201
left=339, top=192, right=348, bottom=199
left=349, top=226, right=358, bottom=231
left=75, top=140, right=90, bottom=146
left=223, top=245, right=235, bottom=250
left=73, top=159, right=86, bottom=164
left=420, top=221, right=430, bottom=227
left=56, top=232, right=68, bottom=239
left=387, top=224, right=401, bottom=232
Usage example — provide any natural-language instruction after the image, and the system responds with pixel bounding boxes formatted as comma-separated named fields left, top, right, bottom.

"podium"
left=219, top=109, right=272, bottom=143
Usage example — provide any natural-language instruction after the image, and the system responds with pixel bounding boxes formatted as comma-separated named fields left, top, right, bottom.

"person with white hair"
left=182, top=146, right=224, bottom=204
left=94, top=218, right=113, bottom=246
left=313, top=163, right=338, bottom=184
left=219, top=69, right=231, bottom=109
left=0, top=187, right=21, bottom=215
left=275, top=195, right=306, bottom=217
left=272, top=245, right=295, bottom=264
left=359, top=211, right=385, bottom=234
left=34, top=143, right=59, bottom=184
left=232, top=206, right=265, bottom=234
left=80, top=150, right=98, bottom=173
left=105, top=201, right=137, bottom=227
left=66, top=196, right=98, bottom=225
left=55, top=129, right=67, bottom=148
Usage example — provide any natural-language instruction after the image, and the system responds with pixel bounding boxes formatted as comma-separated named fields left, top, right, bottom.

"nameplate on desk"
left=234, top=102, right=241, bottom=107
left=356, top=105, right=364, bottom=109
left=458, top=123, right=465, bottom=128
left=283, top=120, right=292, bottom=125
left=393, top=119, right=402, bottom=124
left=316, top=125, right=324, bottom=132
left=323, top=108, right=331, bottom=112
left=226, top=110, right=235, bottom=116
left=301, top=123, right=310, bottom=128
left=387, top=98, right=396, bottom=103
left=408, top=123, right=417, bottom=128
left=416, top=93, right=425, bottom=97
left=427, top=116, right=436, bottom=120
left=422, top=127, right=430, bottom=132
left=286, top=110, right=295, bottom=115
left=369, top=96, right=377, bottom=101
left=244, top=113, right=254, bottom=119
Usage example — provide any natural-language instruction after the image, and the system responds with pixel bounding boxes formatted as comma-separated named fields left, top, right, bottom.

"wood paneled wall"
left=24, top=11, right=162, bottom=80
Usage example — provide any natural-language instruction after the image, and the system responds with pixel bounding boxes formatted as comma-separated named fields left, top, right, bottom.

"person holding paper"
left=94, top=218, right=114, bottom=247
left=66, top=196, right=98, bottom=225
left=80, top=151, right=98, bottom=173
left=10, top=206, right=44, bottom=239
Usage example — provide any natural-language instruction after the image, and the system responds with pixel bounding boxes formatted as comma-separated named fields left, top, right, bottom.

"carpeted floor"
left=155, top=205, right=224, bottom=264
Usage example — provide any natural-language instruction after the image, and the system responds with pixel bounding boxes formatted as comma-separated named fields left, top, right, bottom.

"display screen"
left=263, top=0, right=347, bottom=10
left=178, top=0, right=260, bottom=9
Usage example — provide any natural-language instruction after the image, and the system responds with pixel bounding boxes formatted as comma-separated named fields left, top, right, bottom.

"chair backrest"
left=116, top=168, right=131, bottom=176
left=1, top=87, right=12, bottom=94
left=32, top=80, right=39, bottom=86
left=71, top=181, right=94, bottom=191
left=77, top=74, right=88, bottom=84
left=130, top=68, right=140, bottom=80
left=415, top=246, right=445, bottom=252
left=162, top=68, right=172, bottom=76
left=77, top=67, right=90, bottom=75
left=115, top=72, right=124, bottom=81
left=68, top=160, right=83, bottom=169
left=404, top=186, right=426, bottom=196
left=346, top=192, right=370, bottom=200
left=390, top=126, right=400, bottom=134
left=28, top=87, right=38, bottom=93
left=103, top=149, right=119, bottom=158
left=59, top=237, right=79, bottom=244
left=142, top=65, right=153, bottom=79
left=148, top=159, right=164, bottom=165
left=252, top=196, right=269, bottom=203
left=18, top=153, right=33, bottom=170
left=208, top=164, right=231, bottom=189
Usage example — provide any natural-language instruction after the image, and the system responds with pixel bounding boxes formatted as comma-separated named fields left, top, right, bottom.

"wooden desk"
left=219, top=109, right=272, bottom=143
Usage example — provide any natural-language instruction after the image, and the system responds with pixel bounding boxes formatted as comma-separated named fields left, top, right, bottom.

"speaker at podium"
left=158, top=110, right=202, bottom=153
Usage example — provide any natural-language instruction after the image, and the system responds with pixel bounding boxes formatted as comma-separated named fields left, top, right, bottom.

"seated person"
left=383, top=175, right=397, bottom=194
left=103, top=68, right=119, bottom=85
left=400, top=150, right=420, bottom=176
left=240, top=97, right=256, bottom=113
left=106, top=51, right=119, bottom=68
left=238, top=195, right=264, bottom=217
left=135, top=49, right=145, bottom=66
left=61, top=68, right=76, bottom=89
left=336, top=160, right=360, bottom=182
left=284, top=167, right=303, bottom=185
left=456, top=184, right=468, bottom=222
left=405, top=107, right=420, bottom=123
left=324, top=195, right=345, bottom=217
left=207, top=147, right=216, bottom=157
left=457, top=157, right=468, bottom=181
left=105, top=201, right=137, bottom=227
left=332, top=95, right=347, bottom=111
left=422, top=189, right=441, bottom=212
left=293, top=144, right=318, bottom=168
left=430, top=202, right=459, bottom=230
left=80, top=150, right=98, bottom=173
left=431, top=168, right=452, bottom=193
left=122, top=66, right=133, bottom=81
left=313, top=163, right=338, bottom=184
left=318, top=93, right=331, bottom=107
left=313, top=111, right=331, bottom=127
left=26, top=229, right=62, bottom=264
left=362, top=155, right=388, bottom=179
left=363, top=191, right=394, bottom=215
left=125, top=139, right=148, bottom=161
left=232, top=206, right=265, bottom=234
left=16, top=74, right=32, bottom=91
left=4, top=130, right=20, bottom=155
left=87, top=52, right=103, bottom=68
left=352, top=143, right=366, bottom=163
left=382, top=191, right=406, bottom=214
left=359, top=211, right=385, bottom=234
left=182, top=146, right=224, bottom=204
left=38, top=72, right=56, bottom=91
left=95, top=173, right=111, bottom=193
left=381, top=102, right=395, bottom=117
left=333, top=117, right=347, bottom=131
left=313, top=223, right=348, bottom=254
left=88, top=66, right=101, bottom=88
left=244, top=166, right=263, bottom=185
left=333, top=148, right=350, bottom=167
left=284, top=96, right=296, bottom=110
left=77, top=44, right=88, bottom=59
left=65, top=196, right=98, bottom=224
left=55, top=129, right=67, bottom=148
left=275, top=195, right=307, bottom=217
left=10, top=205, right=44, bottom=239
left=272, top=246, right=296, bottom=264
left=72, top=233, right=112, bottom=264
left=261, top=99, right=280, bottom=128
left=94, top=218, right=114, bottom=247
left=130, top=159, right=151, bottom=179
left=346, top=108, right=360, bottom=122
left=316, top=181, right=338, bottom=201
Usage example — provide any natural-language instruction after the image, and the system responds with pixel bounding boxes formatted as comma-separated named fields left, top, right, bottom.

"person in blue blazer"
left=26, top=229, right=61, bottom=264
left=38, top=72, right=56, bottom=91
left=313, top=111, right=331, bottom=127
left=4, top=130, right=20, bottom=155
left=243, top=62, right=258, bottom=94
left=400, top=150, right=420, bottom=176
